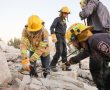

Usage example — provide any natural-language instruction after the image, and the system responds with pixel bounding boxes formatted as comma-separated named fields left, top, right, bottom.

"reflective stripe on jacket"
left=20, top=27, right=49, bottom=61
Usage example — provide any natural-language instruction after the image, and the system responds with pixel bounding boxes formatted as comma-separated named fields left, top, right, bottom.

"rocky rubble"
left=0, top=40, right=98, bottom=90
left=0, top=49, right=12, bottom=86
left=77, top=58, right=95, bottom=85
left=18, top=72, right=97, bottom=90
left=0, top=41, right=20, bottom=62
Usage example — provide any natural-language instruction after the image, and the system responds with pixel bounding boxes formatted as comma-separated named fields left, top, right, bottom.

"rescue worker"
left=65, top=23, right=110, bottom=90
left=50, top=6, right=71, bottom=71
left=20, top=15, right=50, bottom=78
left=79, top=0, right=110, bottom=87
left=79, top=0, right=110, bottom=33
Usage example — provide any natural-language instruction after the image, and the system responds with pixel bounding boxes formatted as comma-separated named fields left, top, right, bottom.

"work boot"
left=49, top=65, right=58, bottom=72
left=43, top=69, right=50, bottom=78
left=43, top=73, right=48, bottom=78
left=43, top=72, right=50, bottom=78
left=30, top=70, right=38, bottom=78
left=30, top=63, right=38, bottom=78
left=50, top=66, right=58, bottom=72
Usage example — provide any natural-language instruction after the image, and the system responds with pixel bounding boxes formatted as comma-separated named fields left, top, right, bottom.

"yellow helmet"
left=59, top=6, right=70, bottom=14
left=68, top=23, right=93, bottom=42
left=66, top=23, right=78, bottom=42
left=27, top=15, right=43, bottom=32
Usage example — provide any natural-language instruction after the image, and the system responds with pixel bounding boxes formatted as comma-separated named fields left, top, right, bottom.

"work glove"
left=51, top=34, right=57, bottom=43
left=61, top=61, right=72, bottom=71
left=80, top=0, right=87, bottom=9
left=69, top=57, right=79, bottom=64
left=62, top=61, right=70, bottom=69
left=21, top=58, right=30, bottom=71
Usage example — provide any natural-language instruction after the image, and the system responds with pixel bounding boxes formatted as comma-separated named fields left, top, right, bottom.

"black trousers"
left=50, top=33, right=67, bottom=66
left=89, top=54, right=109, bottom=90
left=104, top=67, right=110, bottom=90
left=29, top=51, right=50, bottom=77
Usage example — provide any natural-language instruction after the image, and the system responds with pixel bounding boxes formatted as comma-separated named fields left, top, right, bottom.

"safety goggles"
left=70, top=29, right=78, bottom=41
left=70, top=34, right=77, bottom=41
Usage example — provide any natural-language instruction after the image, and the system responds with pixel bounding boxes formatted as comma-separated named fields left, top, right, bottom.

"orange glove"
left=21, top=58, right=30, bottom=71
left=51, top=34, right=57, bottom=43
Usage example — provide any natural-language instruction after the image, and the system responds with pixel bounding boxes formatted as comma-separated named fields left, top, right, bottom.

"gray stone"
left=0, top=49, right=12, bottom=85
left=78, top=69, right=93, bottom=81
left=5, top=53, right=20, bottom=62
left=80, top=57, right=89, bottom=70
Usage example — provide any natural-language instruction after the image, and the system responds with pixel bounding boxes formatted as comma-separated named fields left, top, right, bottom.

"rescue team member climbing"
left=50, top=6, right=71, bottom=71
left=20, top=15, right=50, bottom=78
left=65, top=23, right=110, bottom=90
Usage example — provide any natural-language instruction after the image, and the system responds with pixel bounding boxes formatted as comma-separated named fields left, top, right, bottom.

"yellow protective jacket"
left=20, top=26, right=49, bottom=61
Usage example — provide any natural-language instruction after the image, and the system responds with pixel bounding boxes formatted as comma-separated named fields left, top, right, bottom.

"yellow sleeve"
left=20, top=28, right=30, bottom=60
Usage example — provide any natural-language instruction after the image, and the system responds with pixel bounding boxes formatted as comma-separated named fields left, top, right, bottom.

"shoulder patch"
left=43, top=38, right=48, bottom=42
left=97, top=41, right=110, bottom=56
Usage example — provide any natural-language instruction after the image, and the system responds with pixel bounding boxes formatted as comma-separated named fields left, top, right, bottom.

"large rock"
left=0, top=41, right=8, bottom=52
left=78, top=69, right=92, bottom=81
left=0, top=49, right=12, bottom=85
left=4, top=46, right=20, bottom=62
left=52, top=71, right=78, bottom=80
left=0, top=41, right=20, bottom=62
left=80, top=57, right=89, bottom=70
left=18, top=71, right=97, bottom=90
left=77, top=69, right=95, bottom=86
left=5, top=53, right=20, bottom=62
left=6, top=46, right=19, bottom=53
left=19, top=75, right=84, bottom=90
left=0, top=41, right=20, bottom=53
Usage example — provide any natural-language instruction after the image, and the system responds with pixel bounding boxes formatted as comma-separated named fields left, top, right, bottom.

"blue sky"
left=0, top=0, right=110, bottom=42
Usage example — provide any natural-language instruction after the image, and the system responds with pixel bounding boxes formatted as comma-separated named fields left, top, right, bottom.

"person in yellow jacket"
left=20, top=15, right=50, bottom=78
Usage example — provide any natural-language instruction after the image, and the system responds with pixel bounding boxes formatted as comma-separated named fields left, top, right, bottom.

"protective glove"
left=51, top=34, right=57, bottom=43
left=62, top=61, right=72, bottom=71
left=21, top=58, right=30, bottom=71
left=80, top=0, right=87, bottom=9
left=61, top=61, right=71, bottom=68
left=69, top=57, right=79, bottom=64
left=65, top=61, right=71, bottom=66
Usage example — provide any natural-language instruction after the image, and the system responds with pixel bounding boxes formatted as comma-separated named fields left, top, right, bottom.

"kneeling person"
left=20, top=15, right=50, bottom=78
left=65, top=23, right=110, bottom=90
